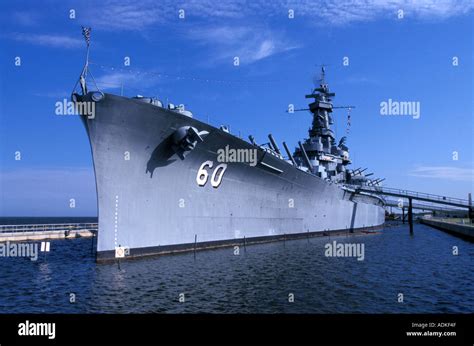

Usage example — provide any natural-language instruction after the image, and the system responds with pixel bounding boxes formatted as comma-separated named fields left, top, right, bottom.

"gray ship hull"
left=79, top=93, right=385, bottom=261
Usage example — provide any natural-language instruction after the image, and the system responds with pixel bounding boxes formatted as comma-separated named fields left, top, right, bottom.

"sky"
left=0, top=0, right=473, bottom=216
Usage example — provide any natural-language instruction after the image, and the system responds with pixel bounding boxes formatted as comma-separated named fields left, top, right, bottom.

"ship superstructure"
left=292, top=68, right=379, bottom=188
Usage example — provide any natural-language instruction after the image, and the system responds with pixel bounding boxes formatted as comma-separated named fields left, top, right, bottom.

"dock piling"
left=194, top=234, right=197, bottom=260
left=408, top=198, right=414, bottom=234
left=91, top=231, right=95, bottom=255
left=469, top=193, right=474, bottom=223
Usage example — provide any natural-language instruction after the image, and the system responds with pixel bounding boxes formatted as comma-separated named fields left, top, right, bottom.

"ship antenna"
left=320, top=66, right=326, bottom=85
left=311, top=64, right=329, bottom=93
left=71, top=27, right=102, bottom=97
left=346, top=107, right=352, bottom=135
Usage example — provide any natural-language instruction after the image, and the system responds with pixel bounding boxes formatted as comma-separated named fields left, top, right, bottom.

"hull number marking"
left=196, top=161, right=227, bottom=188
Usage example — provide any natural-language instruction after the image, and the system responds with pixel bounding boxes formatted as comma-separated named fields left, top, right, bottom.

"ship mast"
left=305, top=67, right=336, bottom=153
left=292, top=67, right=353, bottom=182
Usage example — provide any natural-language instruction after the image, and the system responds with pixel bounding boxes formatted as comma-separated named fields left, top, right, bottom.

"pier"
left=420, top=217, right=474, bottom=241
left=0, top=223, right=97, bottom=242
left=384, top=200, right=465, bottom=214
left=355, top=186, right=471, bottom=209
left=353, top=186, right=473, bottom=235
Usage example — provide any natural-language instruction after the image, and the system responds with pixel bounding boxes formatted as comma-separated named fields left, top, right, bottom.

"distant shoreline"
left=0, top=216, right=98, bottom=225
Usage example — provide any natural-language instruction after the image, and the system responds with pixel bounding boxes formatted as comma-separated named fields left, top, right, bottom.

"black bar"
left=0, top=314, right=472, bottom=345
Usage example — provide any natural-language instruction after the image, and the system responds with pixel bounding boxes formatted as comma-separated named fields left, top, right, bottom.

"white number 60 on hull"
left=196, top=161, right=228, bottom=188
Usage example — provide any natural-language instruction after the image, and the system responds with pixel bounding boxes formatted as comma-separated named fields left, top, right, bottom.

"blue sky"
left=0, top=0, right=473, bottom=216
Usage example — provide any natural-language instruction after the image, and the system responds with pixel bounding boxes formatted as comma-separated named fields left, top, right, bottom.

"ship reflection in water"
left=0, top=223, right=472, bottom=314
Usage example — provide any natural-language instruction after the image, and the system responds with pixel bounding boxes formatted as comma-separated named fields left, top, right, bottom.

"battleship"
left=72, top=29, right=385, bottom=262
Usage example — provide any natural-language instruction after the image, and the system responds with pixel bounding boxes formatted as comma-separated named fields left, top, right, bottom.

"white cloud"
left=82, top=2, right=164, bottom=31
left=81, top=0, right=248, bottom=31
left=9, top=33, right=83, bottom=49
left=264, top=0, right=474, bottom=25
left=79, top=0, right=474, bottom=30
left=408, top=166, right=474, bottom=182
left=254, top=40, right=276, bottom=61
left=72, top=0, right=472, bottom=65
left=95, top=70, right=161, bottom=92
left=184, top=0, right=246, bottom=18
left=187, top=25, right=299, bottom=64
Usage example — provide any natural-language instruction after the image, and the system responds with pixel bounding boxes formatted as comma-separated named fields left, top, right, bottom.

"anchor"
left=171, top=126, right=209, bottom=159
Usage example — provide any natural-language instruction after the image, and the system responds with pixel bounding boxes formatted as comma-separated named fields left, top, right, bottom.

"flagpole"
left=72, top=27, right=102, bottom=97
left=83, top=26, right=90, bottom=77
left=84, top=42, right=89, bottom=77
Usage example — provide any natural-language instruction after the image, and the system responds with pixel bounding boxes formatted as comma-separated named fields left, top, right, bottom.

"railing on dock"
left=431, top=218, right=474, bottom=226
left=0, top=223, right=98, bottom=234
left=354, top=186, right=472, bottom=209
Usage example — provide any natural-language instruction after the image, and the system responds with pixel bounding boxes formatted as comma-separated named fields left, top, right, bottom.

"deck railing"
left=353, top=186, right=472, bottom=208
left=0, top=223, right=98, bottom=234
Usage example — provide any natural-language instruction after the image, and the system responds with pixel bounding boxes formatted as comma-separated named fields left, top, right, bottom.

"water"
left=0, top=222, right=473, bottom=313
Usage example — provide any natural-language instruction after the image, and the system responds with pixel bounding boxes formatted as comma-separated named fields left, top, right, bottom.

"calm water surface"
left=0, top=221, right=472, bottom=313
